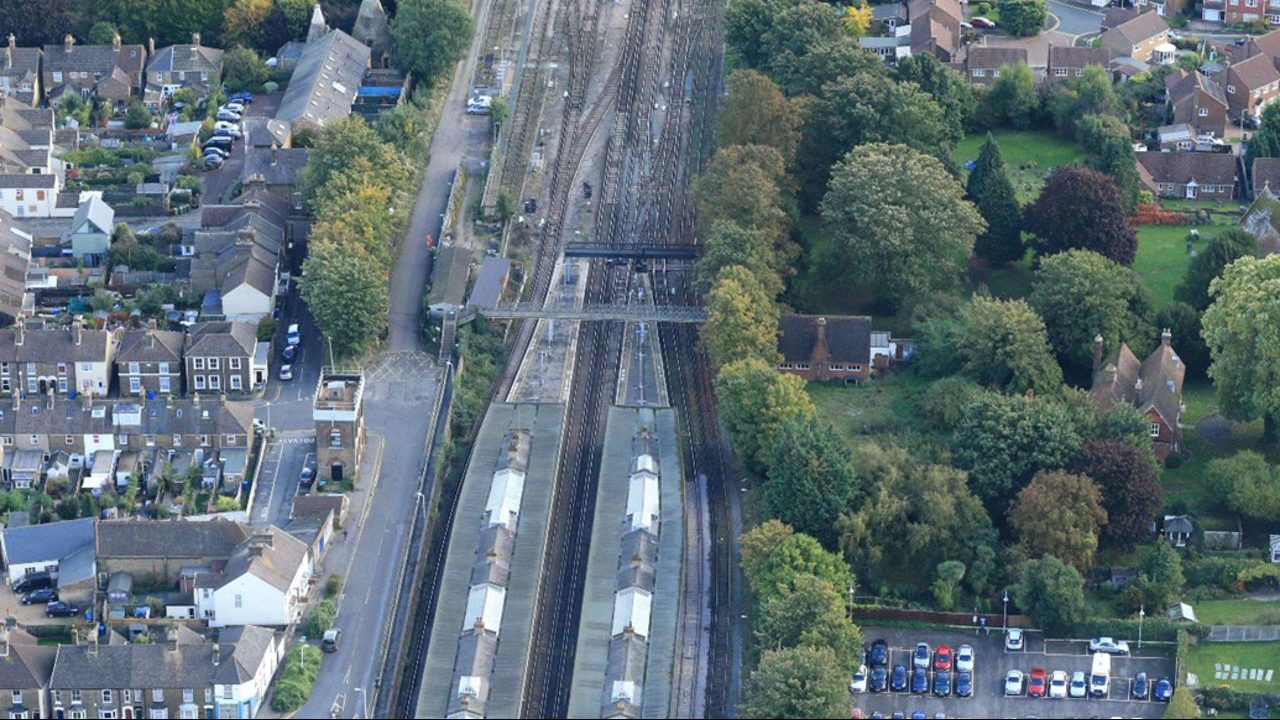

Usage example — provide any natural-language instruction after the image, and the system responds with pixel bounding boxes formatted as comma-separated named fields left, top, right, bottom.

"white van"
left=467, top=95, right=493, bottom=115
left=1090, top=652, right=1111, bottom=697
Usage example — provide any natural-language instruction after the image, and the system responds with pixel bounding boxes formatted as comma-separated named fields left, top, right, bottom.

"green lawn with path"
left=806, top=371, right=941, bottom=455
left=1133, top=225, right=1225, bottom=308
left=1191, top=599, right=1280, bottom=626
left=1186, top=641, right=1280, bottom=694
left=954, top=130, right=1085, bottom=202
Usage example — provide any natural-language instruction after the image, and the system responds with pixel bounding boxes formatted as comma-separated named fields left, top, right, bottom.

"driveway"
left=1048, top=0, right=1105, bottom=37
left=200, top=93, right=283, bottom=204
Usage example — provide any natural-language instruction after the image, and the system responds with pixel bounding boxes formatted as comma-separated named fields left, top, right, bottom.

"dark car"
left=955, top=671, right=973, bottom=698
left=21, top=587, right=56, bottom=604
left=911, top=667, right=928, bottom=694
left=45, top=601, right=78, bottom=618
left=12, top=572, right=52, bottom=594
left=891, top=664, right=908, bottom=692
left=933, top=670, right=951, bottom=697
left=1154, top=678, right=1173, bottom=702
left=1133, top=672, right=1149, bottom=699
left=870, top=666, right=888, bottom=693
left=869, top=639, right=889, bottom=667
left=282, top=344, right=297, bottom=362
left=227, top=91, right=253, bottom=103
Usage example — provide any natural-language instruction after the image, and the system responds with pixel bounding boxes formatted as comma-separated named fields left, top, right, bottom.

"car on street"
left=891, top=664, right=908, bottom=692
left=287, top=323, right=301, bottom=347
left=12, top=572, right=52, bottom=594
left=321, top=628, right=341, bottom=652
left=971, top=16, right=996, bottom=28
left=202, top=136, right=233, bottom=150
left=932, top=670, right=950, bottom=697
left=282, top=344, right=297, bottom=362
left=934, top=645, right=952, bottom=671
left=45, top=601, right=78, bottom=618
left=1090, top=637, right=1130, bottom=654
left=466, top=95, right=493, bottom=114
left=213, top=119, right=241, bottom=132
left=1028, top=667, right=1047, bottom=697
left=850, top=664, right=868, bottom=693
left=215, top=109, right=242, bottom=123
left=212, top=128, right=241, bottom=141
left=1005, top=628, right=1024, bottom=651
left=1005, top=669, right=1024, bottom=696
left=955, top=644, right=974, bottom=673
left=1154, top=677, right=1173, bottom=702
left=202, top=146, right=231, bottom=159
left=204, top=154, right=224, bottom=170
left=912, top=643, right=931, bottom=669
left=21, top=587, right=56, bottom=604
left=1049, top=670, right=1068, bottom=699
left=1069, top=670, right=1088, bottom=698
left=300, top=453, right=317, bottom=488
left=278, top=363, right=294, bottom=381
left=227, top=91, right=253, bottom=103
left=1133, top=671, right=1149, bottom=699
left=955, top=671, right=972, bottom=698
left=870, top=666, right=888, bottom=693
left=910, top=667, right=927, bottom=694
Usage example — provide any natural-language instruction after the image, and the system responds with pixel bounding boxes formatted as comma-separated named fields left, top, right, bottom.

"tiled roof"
left=42, top=40, right=145, bottom=78
left=1102, top=6, right=1139, bottom=31
left=1048, top=45, right=1111, bottom=70
left=0, top=174, right=56, bottom=189
left=95, top=518, right=251, bottom=560
left=777, top=314, right=872, bottom=365
left=50, top=625, right=274, bottom=689
left=116, top=328, right=184, bottom=363
left=2, top=324, right=111, bottom=363
left=1109, top=11, right=1169, bottom=47
left=242, top=147, right=309, bottom=188
left=1138, top=334, right=1186, bottom=425
left=184, top=321, right=257, bottom=358
left=0, top=632, right=54, bottom=691
left=146, top=43, right=223, bottom=75
left=967, top=46, right=1028, bottom=70
left=1230, top=53, right=1280, bottom=91
left=1137, top=151, right=1238, bottom=186
left=1090, top=342, right=1142, bottom=409
left=215, top=526, right=308, bottom=593
left=1, top=516, right=95, bottom=565
left=1253, top=156, right=1280, bottom=196
left=275, top=29, right=370, bottom=128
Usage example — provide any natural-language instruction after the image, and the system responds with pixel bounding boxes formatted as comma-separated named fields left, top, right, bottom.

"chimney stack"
left=192, top=32, right=201, bottom=48
left=6, top=34, right=14, bottom=50
left=63, top=34, right=73, bottom=54
left=166, top=625, right=178, bottom=652
left=148, top=331, right=156, bottom=349
left=112, top=32, right=121, bottom=52
left=212, top=643, right=221, bottom=666
left=15, top=317, right=23, bottom=347
left=1161, top=327, right=1172, bottom=347
left=148, top=37, right=155, bottom=56
left=1093, top=334, right=1104, bottom=371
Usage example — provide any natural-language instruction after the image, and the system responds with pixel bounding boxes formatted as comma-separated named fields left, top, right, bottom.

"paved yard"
left=0, top=582, right=77, bottom=626
left=853, top=626, right=1175, bottom=719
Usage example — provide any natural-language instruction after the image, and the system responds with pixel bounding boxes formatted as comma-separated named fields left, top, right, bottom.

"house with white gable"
left=195, top=527, right=312, bottom=627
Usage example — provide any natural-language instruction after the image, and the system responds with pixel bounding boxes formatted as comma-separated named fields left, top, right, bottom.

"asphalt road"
left=1048, top=1, right=1105, bottom=37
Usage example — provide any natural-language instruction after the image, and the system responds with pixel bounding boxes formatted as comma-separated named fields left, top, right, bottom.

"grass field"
left=1186, top=641, right=1280, bottom=694
left=806, top=371, right=942, bottom=455
left=954, top=130, right=1085, bottom=201
left=1191, top=599, right=1280, bottom=626
left=1132, top=224, right=1227, bottom=309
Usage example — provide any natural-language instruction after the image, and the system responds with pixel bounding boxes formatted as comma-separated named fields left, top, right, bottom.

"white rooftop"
left=484, top=467, right=525, bottom=530
left=611, top=586, right=652, bottom=638
left=462, top=583, right=506, bottom=635
left=626, top=469, right=660, bottom=533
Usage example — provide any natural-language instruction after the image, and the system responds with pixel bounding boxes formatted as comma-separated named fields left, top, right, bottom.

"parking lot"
left=853, top=626, right=1175, bottom=719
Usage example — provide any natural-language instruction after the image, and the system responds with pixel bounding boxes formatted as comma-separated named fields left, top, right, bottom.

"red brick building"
left=776, top=315, right=909, bottom=383
left=1090, top=331, right=1186, bottom=460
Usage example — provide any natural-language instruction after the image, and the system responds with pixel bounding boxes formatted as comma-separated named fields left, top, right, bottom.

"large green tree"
left=1049, top=65, right=1124, bottom=135
left=895, top=53, right=979, bottom=138
left=1024, top=166, right=1138, bottom=265
left=985, top=63, right=1040, bottom=129
left=1202, top=255, right=1280, bottom=440
left=1015, top=556, right=1087, bottom=635
left=1174, top=228, right=1258, bottom=311
left=755, top=574, right=864, bottom=673
left=0, top=0, right=71, bottom=47
left=222, top=46, right=269, bottom=93
left=1029, top=249, right=1153, bottom=374
left=966, top=133, right=1025, bottom=265
left=1000, top=0, right=1049, bottom=37
left=724, top=0, right=793, bottom=69
left=1206, top=450, right=1280, bottom=521
left=704, top=265, right=781, bottom=366
left=391, top=0, right=474, bottom=87
left=1156, top=302, right=1211, bottom=377
left=694, top=145, right=791, bottom=242
left=764, top=418, right=859, bottom=548
left=1246, top=101, right=1280, bottom=169
left=697, top=221, right=787, bottom=298
left=1135, top=540, right=1186, bottom=607
left=301, top=116, right=406, bottom=202
left=758, top=1, right=844, bottom=83
left=741, top=646, right=850, bottom=720
left=300, top=244, right=389, bottom=357
left=1009, top=471, right=1108, bottom=573
left=740, top=520, right=854, bottom=597
left=772, top=36, right=885, bottom=97
left=717, top=69, right=802, bottom=164
left=952, top=295, right=1063, bottom=395
left=715, top=359, right=815, bottom=472
left=1076, top=113, right=1142, bottom=211
left=1071, top=439, right=1163, bottom=548
left=820, top=143, right=985, bottom=308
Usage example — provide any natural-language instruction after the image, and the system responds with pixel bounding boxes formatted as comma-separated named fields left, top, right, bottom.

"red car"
left=934, top=645, right=952, bottom=671
left=1028, top=667, right=1048, bottom=698
left=971, top=16, right=996, bottom=29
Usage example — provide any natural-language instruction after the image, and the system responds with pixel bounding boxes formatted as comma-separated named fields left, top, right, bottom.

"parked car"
left=12, top=572, right=52, bottom=594
left=971, top=16, right=996, bottom=28
left=202, top=146, right=231, bottom=159
left=287, top=323, right=301, bottom=347
left=204, top=154, right=225, bottom=170
left=227, top=91, right=253, bottom=103
left=220, top=101, right=245, bottom=114
left=910, top=667, right=927, bottom=694
left=278, top=363, right=294, bottom=381
left=1133, top=671, right=1149, bottom=699
left=300, top=453, right=317, bottom=487
left=321, top=628, right=341, bottom=652
left=1005, top=670, right=1025, bottom=696
left=1089, top=637, right=1130, bottom=654
left=934, top=645, right=952, bottom=671
left=1154, top=677, right=1173, bottom=702
left=213, top=120, right=241, bottom=132
left=212, top=127, right=242, bottom=140
left=45, top=601, right=78, bottom=618
left=955, top=671, right=973, bottom=698
left=932, top=670, right=951, bottom=697
left=869, top=639, right=889, bottom=667
left=1028, top=667, right=1047, bottom=697
left=890, top=664, right=908, bottom=692
left=21, top=587, right=56, bottom=604
left=850, top=664, right=868, bottom=693
left=1049, top=670, right=1068, bottom=699
left=202, top=136, right=232, bottom=151
left=870, top=666, right=888, bottom=693
left=955, top=644, right=974, bottom=673
left=215, top=109, right=242, bottom=123
left=912, top=643, right=931, bottom=669
left=466, top=95, right=493, bottom=114
left=1005, top=628, right=1024, bottom=651
left=282, top=344, right=297, bottom=362
left=1069, top=670, right=1088, bottom=698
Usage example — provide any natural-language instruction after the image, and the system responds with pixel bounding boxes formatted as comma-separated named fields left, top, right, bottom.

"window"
left=225, top=434, right=237, bottom=445
left=102, top=689, right=113, bottom=704
left=229, top=357, right=241, bottom=370
left=208, top=358, right=219, bottom=371
left=972, top=68, right=986, bottom=77
left=130, top=376, right=141, bottom=394
left=194, top=375, right=206, bottom=391
left=128, top=362, right=140, bottom=375
left=123, top=690, right=132, bottom=703
left=993, top=68, right=1001, bottom=77
left=852, top=365, right=863, bottom=372
left=52, top=690, right=60, bottom=704
left=1053, top=67, right=1068, bottom=77
left=1229, top=84, right=1238, bottom=93
left=56, top=362, right=66, bottom=375
left=193, top=358, right=205, bottom=370
left=65, top=435, right=73, bottom=445
left=200, top=435, right=210, bottom=447
left=173, top=434, right=182, bottom=447
left=159, top=376, right=170, bottom=394
left=25, top=378, right=34, bottom=394
left=11, top=690, right=20, bottom=704
left=234, top=594, right=242, bottom=608
left=1150, top=423, right=1162, bottom=437
left=28, top=435, right=37, bottom=446
left=221, top=687, right=231, bottom=700
left=208, top=375, right=221, bottom=391
left=330, top=428, right=342, bottom=448
left=153, top=689, right=164, bottom=703
left=1271, top=11, right=1280, bottom=21
left=145, top=435, right=155, bottom=446
left=182, top=689, right=194, bottom=703
left=51, top=72, right=62, bottom=82
left=36, top=190, right=44, bottom=201
left=1249, top=0, right=1258, bottom=7
left=1199, top=107, right=1210, bottom=116
left=229, top=375, right=242, bottom=391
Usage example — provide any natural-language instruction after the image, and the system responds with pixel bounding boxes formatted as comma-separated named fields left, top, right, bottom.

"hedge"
left=270, top=644, right=321, bottom=712
left=1072, top=617, right=1210, bottom=642
left=303, top=599, right=337, bottom=638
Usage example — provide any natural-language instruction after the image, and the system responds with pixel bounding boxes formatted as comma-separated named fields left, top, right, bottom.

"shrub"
left=257, top=318, right=278, bottom=342
left=1130, top=203, right=1184, bottom=226
left=304, top=599, right=337, bottom=638
left=324, top=574, right=343, bottom=598
left=270, top=645, right=321, bottom=712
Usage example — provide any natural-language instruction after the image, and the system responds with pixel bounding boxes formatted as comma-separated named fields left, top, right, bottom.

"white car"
left=1069, top=670, right=1088, bottom=698
left=466, top=95, right=493, bottom=115
left=1049, top=670, right=1068, bottom=699
left=1004, top=669, right=1025, bottom=696
left=1089, top=637, right=1131, bottom=654
left=221, top=101, right=245, bottom=114
left=1005, top=628, right=1024, bottom=651
left=850, top=664, right=868, bottom=693
left=955, top=644, right=974, bottom=673
left=278, top=363, right=294, bottom=381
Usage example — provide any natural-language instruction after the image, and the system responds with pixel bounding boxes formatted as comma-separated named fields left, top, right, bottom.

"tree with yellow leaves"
left=843, top=3, right=872, bottom=38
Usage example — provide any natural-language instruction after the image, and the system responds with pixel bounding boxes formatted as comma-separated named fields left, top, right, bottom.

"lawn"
left=954, top=130, right=1085, bottom=202
left=806, top=370, right=942, bottom=455
left=1186, top=641, right=1280, bottom=694
left=1132, top=224, right=1224, bottom=309
left=1191, top=598, right=1280, bottom=626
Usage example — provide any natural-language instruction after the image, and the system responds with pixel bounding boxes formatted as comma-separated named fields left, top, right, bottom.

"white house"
left=213, top=625, right=284, bottom=719
left=0, top=175, right=58, bottom=218
left=196, top=527, right=312, bottom=627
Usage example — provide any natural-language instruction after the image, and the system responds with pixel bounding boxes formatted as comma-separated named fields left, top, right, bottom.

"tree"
left=755, top=574, right=864, bottom=673
left=820, top=143, right=985, bottom=308
left=763, top=418, right=859, bottom=548
left=697, top=221, right=787, bottom=298
left=1029, top=249, right=1153, bottom=374
left=1016, top=556, right=1087, bottom=635
left=88, top=21, right=120, bottom=44
left=740, top=646, right=849, bottom=720
left=222, top=46, right=268, bottom=93
left=301, top=116, right=407, bottom=202
left=0, top=0, right=71, bottom=47
left=1001, top=0, right=1049, bottom=37
left=1156, top=302, right=1211, bottom=377
left=771, top=36, right=885, bottom=97
left=704, top=265, right=781, bottom=366
left=931, top=560, right=968, bottom=610
left=391, top=0, right=475, bottom=87
left=1024, top=166, right=1138, bottom=265
left=222, top=0, right=272, bottom=50
left=724, top=0, right=793, bottom=70
left=895, top=53, right=979, bottom=138
left=1076, top=114, right=1141, bottom=211
left=758, top=2, right=844, bottom=82
left=1174, top=228, right=1258, bottom=311
left=715, top=359, right=815, bottom=472
left=717, top=70, right=802, bottom=164
left=1009, top=471, right=1107, bottom=573
left=740, top=520, right=854, bottom=597
left=952, top=295, right=1063, bottom=395
left=124, top=102, right=152, bottom=130
left=966, top=133, right=1025, bottom=264
left=1071, top=439, right=1162, bottom=548
left=952, top=393, right=1085, bottom=514
left=695, top=145, right=791, bottom=242
left=300, top=243, right=389, bottom=357
left=1206, top=451, right=1280, bottom=521
left=1202, top=255, right=1280, bottom=440
left=1049, top=65, right=1124, bottom=136
left=1246, top=101, right=1280, bottom=169
left=1164, top=687, right=1201, bottom=719
left=985, top=63, right=1040, bottom=129
left=843, top=4, right=872, bottom=38
left=1135, top=540, right=1186, bottom=607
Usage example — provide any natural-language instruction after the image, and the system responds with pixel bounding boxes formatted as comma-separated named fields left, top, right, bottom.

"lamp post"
left=1002, top=590, right=1010, bottom=632
left=1138, top=605, right=1145, bottom=651
left=299, top=636, right=307, bottom=676
left=848, top=584, right=855, bottom=620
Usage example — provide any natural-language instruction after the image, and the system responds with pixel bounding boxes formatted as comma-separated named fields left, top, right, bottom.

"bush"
left=324, top=574, right=343, bottom=598
left=304, top=599, right=337, bottom=638
left=270, top=644, right=321, bottom=712
left=1072, top=617, right=1209, bottom=642
left=257, top=317, right=278, bottom=342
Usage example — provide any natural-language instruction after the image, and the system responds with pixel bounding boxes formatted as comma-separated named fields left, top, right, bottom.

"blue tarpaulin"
left=358, top=86, right=402, bottom=97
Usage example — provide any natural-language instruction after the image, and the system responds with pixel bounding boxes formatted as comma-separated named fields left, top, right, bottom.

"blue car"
left=870, top=666, right=888, bottom=693
left=891, top=664, right=908, bottom=692
left=1133, top=672, right=1149, bottom=699
left=1154, top=678, right=1173, bottom=702
left=933, top=670, right=951, bottom=697
left=912, top=712, right=926, bottom=720
left=955, top=671, right=973, bottom=698
left=911, top=667, right=928, bottom=694
left=869, top=639, right=889, bottom=667
left=227, top=91, right=253, bottom=104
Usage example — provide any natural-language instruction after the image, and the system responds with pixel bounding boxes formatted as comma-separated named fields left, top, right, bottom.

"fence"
left=853, top=606, right=1033, bottom=629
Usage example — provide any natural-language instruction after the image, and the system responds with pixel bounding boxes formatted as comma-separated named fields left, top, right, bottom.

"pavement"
left=854, top=626, right=1175, bottom=719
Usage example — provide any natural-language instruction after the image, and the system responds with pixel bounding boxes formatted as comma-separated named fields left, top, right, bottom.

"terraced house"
left=41, top=33, right=145, bottom=101
left=184, top=321, right=264, bottom=396
left=0, top=35, right=41, bottom=107
left=115, top=326, right=185, bottom=397
left=143, top=33, right=224, bottom=105
left=0, top=319, right=115, bottom=397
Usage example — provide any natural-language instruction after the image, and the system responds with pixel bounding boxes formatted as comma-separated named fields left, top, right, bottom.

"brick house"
left=143, top=34, right=223, bottom=105
left=1225, top=53, right=1280, bottom=118
left=313, top=373, right=364, bottom=485
left=115, top=327, right=184, bottom=397
left=0, top=319, right=116, bottom=398
left=1165, top=69, right=1229, bottom=137
left=1090, top=330, right=1186, bottom=460
left=908, top=0, right=963, bottom=62
left=1236, top=26, right=1280, bottom=62
left=1137, top=150, right=1239, bottom=199
left=1220, top=0, right=1280, bottom=25
left=41, top=33, right=145, bottom=101
left=964, top=46, right=1028, bottom=86
left=1046, top=45, right=1112, bottom=83
left=776, top=314, right=909, bottom=383
left=96, top=518, right=252, bottom=585
left=0, top=624, right=54, bottom=719
left=0, top=35, right=42, bottom=107
left=184, top=321, right=262, bottom=397
left=1133, top=0, right=1191, bottom=19
left=1100, top=11, right=1172, bottom=63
